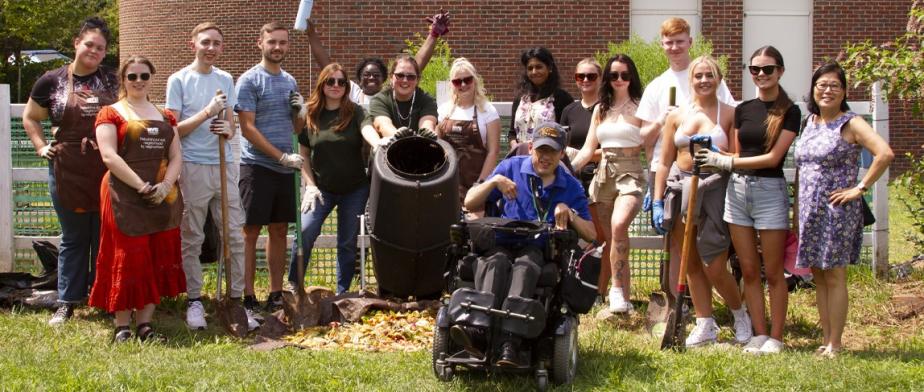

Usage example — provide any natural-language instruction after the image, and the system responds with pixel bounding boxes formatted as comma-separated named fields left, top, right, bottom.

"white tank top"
left=597, top=120, right=642, bottom=148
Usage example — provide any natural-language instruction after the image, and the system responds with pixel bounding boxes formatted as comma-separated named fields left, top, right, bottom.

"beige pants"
left=179, top=162, right=246, bottom=298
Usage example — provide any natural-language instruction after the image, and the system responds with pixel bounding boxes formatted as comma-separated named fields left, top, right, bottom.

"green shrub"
left=595, top=34, right=729, bottom=88
left=402, top=33, right=452, bottom=96
left=898, top=153, right=924, bottom=253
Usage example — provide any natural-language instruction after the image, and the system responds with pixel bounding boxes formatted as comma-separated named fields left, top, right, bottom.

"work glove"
left=651, top=200, right=666, bottom=235
left=301, top=185, right=323, bottom=213
left=693, top=148, right=733, bottom=172
left=642, top=190, right=652, bottom=213
left=205, top=93, right=227, bottom=117
left=279, top=153, right=304, bottom=169
left=142, top=182, right=172, bottom=206
left=394, top=126, right=413, bottom=139
left=38, top=144, right=56, bottom=160
left=417, top=127, right=438, bottom=140
left=689, top=135, right=719, bottom=152
left=426, top=9, right=451, bottom=37
left=209, top=119, right=234, bottom=138
left=289, top=91, right=306, bottom=117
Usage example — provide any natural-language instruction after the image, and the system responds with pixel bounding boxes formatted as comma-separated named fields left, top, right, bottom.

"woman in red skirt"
left=89, top=55, right=185, bottom=342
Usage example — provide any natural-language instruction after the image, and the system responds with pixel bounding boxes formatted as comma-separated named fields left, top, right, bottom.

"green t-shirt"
left=368, top=86, right=438, bottom=131
left=298, top=107, right=371, bottom=194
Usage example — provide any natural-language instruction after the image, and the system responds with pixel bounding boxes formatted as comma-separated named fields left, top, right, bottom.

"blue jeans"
left=48, top=164, right=101, bottom=304
left=289, top=184, right=369, bottom=294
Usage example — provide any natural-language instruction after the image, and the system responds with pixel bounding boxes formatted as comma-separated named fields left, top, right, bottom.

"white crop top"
left=597, top=120, right=642, bottom=148
left=674, top=105, right=729, bottom=152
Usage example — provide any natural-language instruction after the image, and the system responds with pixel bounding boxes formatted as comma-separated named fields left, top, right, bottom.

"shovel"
left=211, top=90, right=250, bottom=338
left=282, top=135, right=317, bottom=330
left=647, top=231, right=672, bottom=337
left=660, top=136, right=710, bottom=350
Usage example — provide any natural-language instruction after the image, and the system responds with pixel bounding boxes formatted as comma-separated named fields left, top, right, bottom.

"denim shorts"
left=724, top=173, right=790, bottom=230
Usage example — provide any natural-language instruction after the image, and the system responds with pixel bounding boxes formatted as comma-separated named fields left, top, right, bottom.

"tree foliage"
left=843, top=0, right=924, bottom=115
left=402, top=33, right=452, bottom=97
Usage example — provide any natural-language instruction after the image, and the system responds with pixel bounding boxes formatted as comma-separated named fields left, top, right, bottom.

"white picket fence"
left=0, top=83, right=891, bottom=277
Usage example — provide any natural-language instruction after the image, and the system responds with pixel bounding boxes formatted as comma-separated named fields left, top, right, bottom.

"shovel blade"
left=216, top=298, right=250, bottom=338
left=647, top=291, right=671, bottom=337
left=282, top=289, right=318, bottom=331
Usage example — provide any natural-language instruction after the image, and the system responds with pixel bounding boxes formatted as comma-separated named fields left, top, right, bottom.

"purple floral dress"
left=794, top=112, right=863, bottom=269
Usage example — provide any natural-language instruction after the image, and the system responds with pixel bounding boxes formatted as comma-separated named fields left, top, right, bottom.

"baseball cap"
left=531, top=122, right=567, bottom=151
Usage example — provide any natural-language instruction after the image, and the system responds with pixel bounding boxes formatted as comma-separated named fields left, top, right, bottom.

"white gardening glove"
left=301, top=185, right=323, bottom=213
left=142, top=182, right=171, bottom=205
left=279, top=153, right=304, bottom=169
left=38, top=144, right=56, bottom=160
left=289, top=91, right=306, bottom=118
left=693, top=148, right=734, bottom=172
left=204, top=93, right=227, bottom=117
left=209, top=119, right=234, bottom=138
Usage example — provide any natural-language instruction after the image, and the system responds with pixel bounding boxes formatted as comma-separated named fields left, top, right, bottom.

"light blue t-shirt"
left=234, top=64, right=299, bottom=173
left=165, top=65, right=237, bottom=164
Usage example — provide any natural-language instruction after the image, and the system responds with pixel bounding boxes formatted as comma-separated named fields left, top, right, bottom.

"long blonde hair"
left=447, top=57, right=488, bottom=113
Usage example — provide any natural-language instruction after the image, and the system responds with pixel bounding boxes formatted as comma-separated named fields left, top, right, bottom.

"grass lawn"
left=1, top=184, right=922, bottom=390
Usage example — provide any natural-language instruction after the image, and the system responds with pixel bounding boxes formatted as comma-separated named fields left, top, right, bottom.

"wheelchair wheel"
left=432, top=325, right=454, bottom=381
left=552, top=317, right=578, bottom=385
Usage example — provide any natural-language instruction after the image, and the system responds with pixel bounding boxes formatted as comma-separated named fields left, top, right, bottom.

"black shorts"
left=239, top=164, right=296, bottom=225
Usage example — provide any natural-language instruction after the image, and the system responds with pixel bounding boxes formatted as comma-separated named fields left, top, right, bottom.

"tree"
left=843, top=0, right=923, bottom=115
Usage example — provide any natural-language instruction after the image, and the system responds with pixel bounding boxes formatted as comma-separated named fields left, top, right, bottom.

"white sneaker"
left=608, top=287, right=633, bottom=313
left=245, top=307, right=265, bottom=325
left=186, top=300, right=207, bottom=330
left=246, top=311, right=260, bottom=331
left=743, top=335, right=770, bottom=354
left=759, top=337, right=784, bottom=354
left=731, top=308, right=753, bottom=344
left=685, top=318, right=718, bottom=347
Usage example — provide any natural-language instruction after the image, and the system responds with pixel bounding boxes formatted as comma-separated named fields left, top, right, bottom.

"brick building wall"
left=120, top=0, right=921, bottom=172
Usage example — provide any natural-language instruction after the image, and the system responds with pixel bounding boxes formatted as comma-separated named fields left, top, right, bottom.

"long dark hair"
left=597, top=54, right=643, bottom=122
left=806, top=61, right=851, bottom=116
left=517, top=47, right=561, bottom=99
left=75, top=16, right=110, bottom=45
left=750, top=45, right=793, bottom=152
left=306, top=63, right=355, bottom=134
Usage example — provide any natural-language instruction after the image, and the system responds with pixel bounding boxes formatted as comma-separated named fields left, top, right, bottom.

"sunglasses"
left=574, top=73, right=599, bottom=82
left=451, top=76, right=474, bottom=87
left=609, top=71, right=632, bottom=82
left=126, top=73, right=151, bottom=82
left=748, top=65, right=780, bottom=76
left=325, top=77, right=347, bottom=87
left=393, top=72, right=418, bottom=81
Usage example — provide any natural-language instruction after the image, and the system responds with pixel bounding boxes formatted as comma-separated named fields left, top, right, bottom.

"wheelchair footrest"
left=460, top=301, right=534, bottom=321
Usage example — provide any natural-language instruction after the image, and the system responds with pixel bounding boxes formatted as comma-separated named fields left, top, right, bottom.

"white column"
left=871, top=81, right=890, bottom=279
left=0, top=85, right=13, bottom=272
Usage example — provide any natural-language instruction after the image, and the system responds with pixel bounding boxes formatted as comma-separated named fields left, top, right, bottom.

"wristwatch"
left=856, top=182, right=868, bottom=193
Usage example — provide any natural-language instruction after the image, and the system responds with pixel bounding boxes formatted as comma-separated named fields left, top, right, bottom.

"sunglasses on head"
left=325, top=77, right=347, bottom=87
left=748, top=65, right=780, bottom=76
left=451, top=76, right=474, bottom=87
left=609, top=71, right=631, bottom=82
left=126, top=73, right=151, bottom=82
left=393, top=72, right=418, bottom=81
left=574, top=73, right=599, bottom=82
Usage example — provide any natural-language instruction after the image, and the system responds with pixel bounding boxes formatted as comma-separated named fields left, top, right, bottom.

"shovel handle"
left=216, top=89, right=233, bottom=298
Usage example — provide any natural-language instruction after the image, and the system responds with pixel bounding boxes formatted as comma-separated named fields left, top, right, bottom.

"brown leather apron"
left=438, top=107, right=487, bottom=200
left=108, top=102, right=183, bottom=236
left=52, top=65, right=116, bottom=212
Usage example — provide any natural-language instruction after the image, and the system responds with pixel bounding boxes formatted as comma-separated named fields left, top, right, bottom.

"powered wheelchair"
left=431, top=217, right=600, bottom=390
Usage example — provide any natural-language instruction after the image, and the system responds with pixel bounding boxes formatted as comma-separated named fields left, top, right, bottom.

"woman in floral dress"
left=794, top=62, right=893, bottom=357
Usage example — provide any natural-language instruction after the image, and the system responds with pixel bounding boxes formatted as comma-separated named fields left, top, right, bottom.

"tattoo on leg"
left=615, top=239, right=629, bottom=282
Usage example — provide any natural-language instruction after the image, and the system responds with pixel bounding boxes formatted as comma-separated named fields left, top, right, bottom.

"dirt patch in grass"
left=889, top=279, right=924, bottom=321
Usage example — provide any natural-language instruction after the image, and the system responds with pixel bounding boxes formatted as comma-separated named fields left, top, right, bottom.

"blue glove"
left=652, top=200, right=666, bottom=235
left=689, top=135, right=720, bottom=152
left=642, top=190, right=652, bottom=212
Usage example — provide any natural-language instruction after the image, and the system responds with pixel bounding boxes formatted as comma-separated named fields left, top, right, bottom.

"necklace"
left=392, top=89, right=416, bottom=127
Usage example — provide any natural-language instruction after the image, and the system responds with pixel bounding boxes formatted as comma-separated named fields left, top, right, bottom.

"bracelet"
left=856, top=183, right=868, bottom=193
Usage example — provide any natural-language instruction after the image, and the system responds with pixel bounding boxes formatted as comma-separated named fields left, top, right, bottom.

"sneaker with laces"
left=186, top=300, right=207, bottom=330
left=731, top=308, right=753, bottom=344
left=48, top=304, right=74, bottom=326
left=758, top=337, right=784, bottom=354
left=246, top=310, right=261, bottom=331
left=608, top=287, right=633, bottom=313
left=685, top=317, right=718, bottom=347
left=743, top=335, right=770, bottom=354
left=243, top=295, right=264, bottom=322
left=264, top=291, right=284, bottom=312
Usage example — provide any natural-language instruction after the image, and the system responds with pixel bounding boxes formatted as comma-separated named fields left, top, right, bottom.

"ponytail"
left=763, top=87, right=792, bottom=152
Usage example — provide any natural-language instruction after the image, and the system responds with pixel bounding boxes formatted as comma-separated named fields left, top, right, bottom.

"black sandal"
left=113, top=326, right=132, bottom=343
left=136, top=323, right=167, bottom=343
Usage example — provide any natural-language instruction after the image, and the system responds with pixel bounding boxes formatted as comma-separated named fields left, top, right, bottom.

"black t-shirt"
left=298, top=107, right=370, bottom=195
left=559, top=101, right=597, bottom=149
left=734, top=98, right=802, bottom=177
left=508, top=88, right=575, bottom=140
left=29, top=65, right=119, bottom=127
left=368, top=86, right=438, bottom=132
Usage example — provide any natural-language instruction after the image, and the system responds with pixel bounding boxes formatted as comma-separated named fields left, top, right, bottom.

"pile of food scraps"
left=284, top=310, right=435, bottom=352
